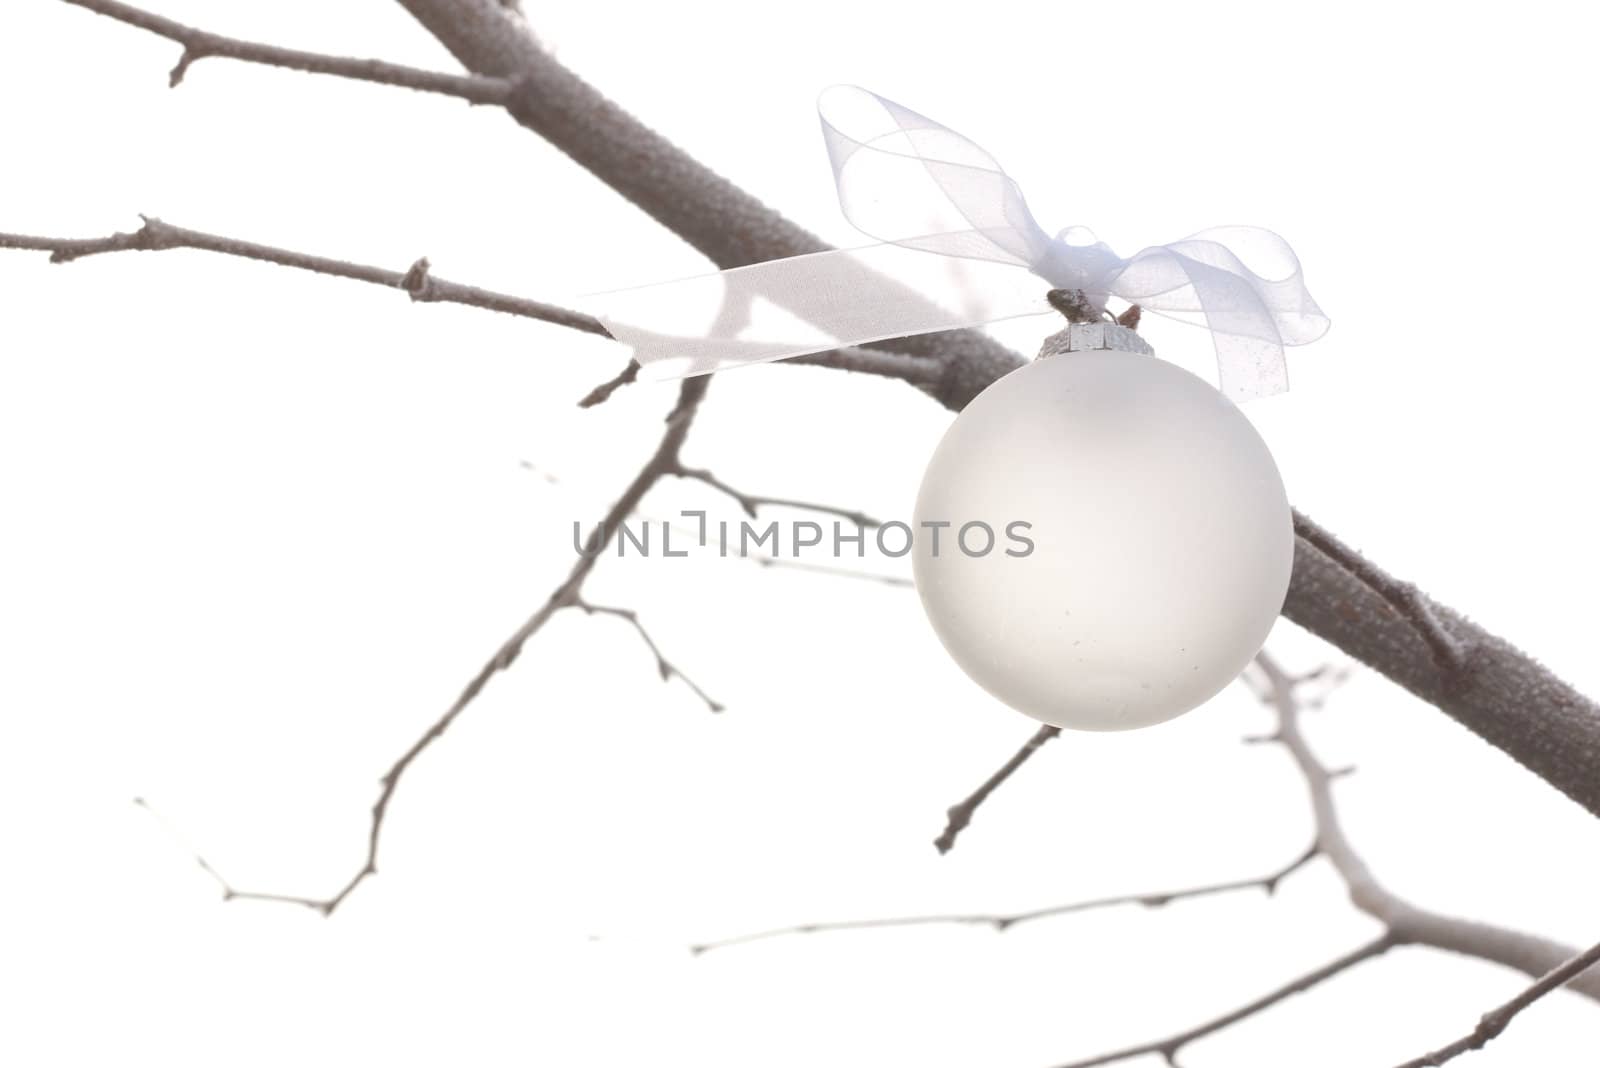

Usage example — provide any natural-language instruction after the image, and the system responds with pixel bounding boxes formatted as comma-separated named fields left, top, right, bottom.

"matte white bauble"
left=912, top=349, right=1292, bottom=731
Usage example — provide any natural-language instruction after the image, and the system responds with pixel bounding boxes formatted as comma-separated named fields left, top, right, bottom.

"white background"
left=3, top=1, right=1599, bottom=1065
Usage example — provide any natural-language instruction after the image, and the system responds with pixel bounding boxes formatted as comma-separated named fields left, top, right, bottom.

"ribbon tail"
left=1106, top=229, right=1329, bottom=401
left=577, top=243, right=1053, bottom=379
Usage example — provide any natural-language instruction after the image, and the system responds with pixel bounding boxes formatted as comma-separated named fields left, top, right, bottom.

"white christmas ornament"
left=912, top=325, right=1293, bottom=730
left=580, top=86, right=1325, bottom=731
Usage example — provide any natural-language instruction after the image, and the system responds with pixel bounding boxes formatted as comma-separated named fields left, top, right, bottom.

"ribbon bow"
left=581, top=86, right=1329, bottom=401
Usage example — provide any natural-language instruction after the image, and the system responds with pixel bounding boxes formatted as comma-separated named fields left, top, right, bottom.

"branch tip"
left=168, top=49, right=197, bottom=86
left=579, top=360, right=640, bottom=408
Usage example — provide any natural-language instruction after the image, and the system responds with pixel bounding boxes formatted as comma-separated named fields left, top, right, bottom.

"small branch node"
left=401, top=256, right=434, bottom=301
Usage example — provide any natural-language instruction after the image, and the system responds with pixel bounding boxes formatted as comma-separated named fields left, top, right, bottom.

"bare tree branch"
left=700, top=659, right=1599, bottom=1062
left=574, top=599, right=724, bottom=713
left=387, top=0, right=1600, bottom=822
left=21, top=13, right=1600, bottom=1060
left=1292, top=512, right=1468, bottom=672
left=1252, top=652, right=1600, bottom=999
left=1393, top=937, right=1600, bottom=1068
left=146, top=377, right=715, bottom=914
left=934, top=725, right=1061, bottom=854
left=0, top=217, right=607, bottom=335
left=1053, top=934, right=1399, bottom=1068
left=673, top=466, right=882, bottom=528
left=787, top=641, right=1600, bottom=1065
left=747, top=556, right=911, bottom=586
left=54, top=0, right=999, bottom=404
left=578, top=360, right=640, bottom=408
left=1039, top=657, right=1600, bottom=1064
left=30, top=0, right=1600, bottom=830
left=690, top=842, right=1317, bottom=955
left=0, top=220, right=932, bottom=395
left=56, top=0, right=985, bottom=398
left=63, top=0, right=511, bottom=100
left=521, top=467, right=910, bottom=588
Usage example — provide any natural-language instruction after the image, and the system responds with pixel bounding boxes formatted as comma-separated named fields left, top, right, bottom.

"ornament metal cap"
left=1038, top=321, right=1156, bottom=359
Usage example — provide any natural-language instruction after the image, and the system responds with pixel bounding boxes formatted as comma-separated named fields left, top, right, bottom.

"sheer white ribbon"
left=579, top=86, right=1329, bottom=401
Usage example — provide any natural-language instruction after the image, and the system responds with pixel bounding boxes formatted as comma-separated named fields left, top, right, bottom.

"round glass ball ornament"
left=911, top=334, right=1292, bottom=731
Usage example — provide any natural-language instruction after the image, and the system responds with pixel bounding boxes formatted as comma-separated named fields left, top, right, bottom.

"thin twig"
left=132, top=797, right=234, bottom=894
left=1392, top=936, right=1600, bottom=1068
left=715, top=658, right=1599, bottom=1062
left=1, top=221, right=935, bottom=395
left=748, top=556, right=912, bottom=587
left=522, top=468, right=911, bottom=587
left=149, top=377, right=714, bottom=914
left=579, top=360, right=640, bottom=408
left=673, top=466, right=881, bottom=528
left=1254, top=653, right=1600, bottom=1000
left=62, top=0, right=512, bottom=100
left=934, top=724, right=1061, bottom=854
left=1050, top=934, right=1398, bottom=1068
left=575, top=600, right=724, bottom=713
left=690, top=843, right=1318, bottom=955
left=0, top=218, right=609, bottom=335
